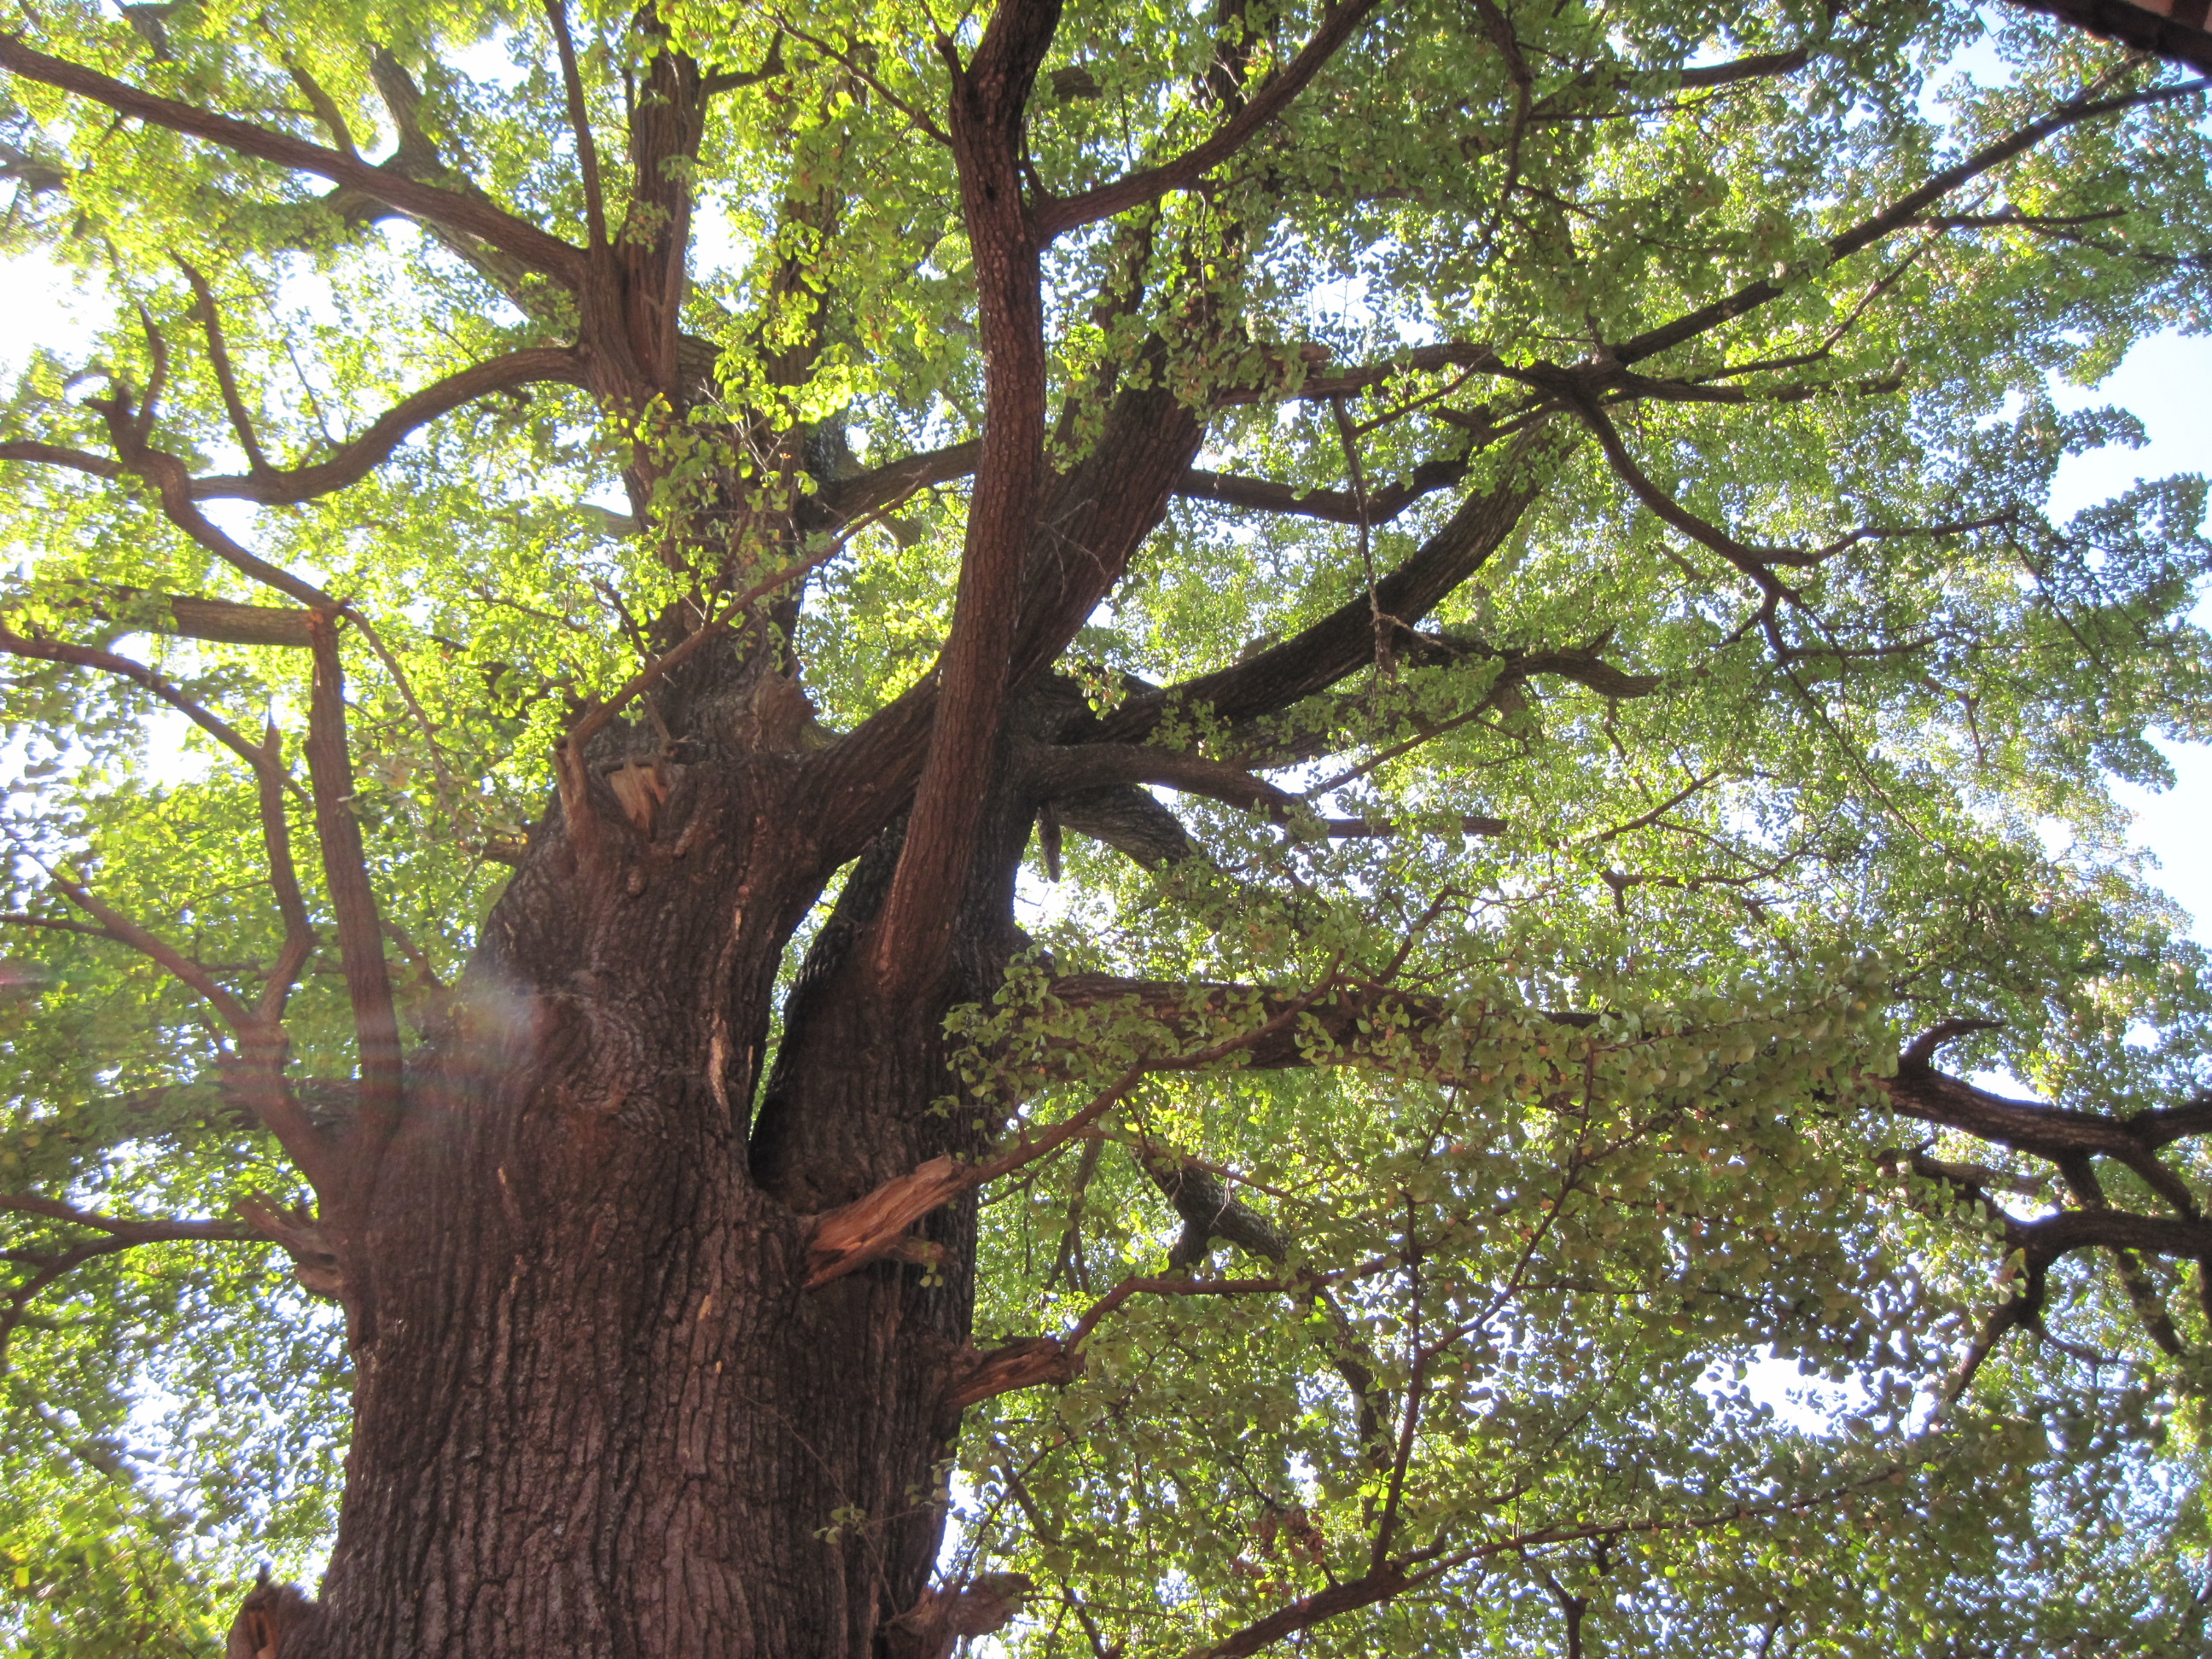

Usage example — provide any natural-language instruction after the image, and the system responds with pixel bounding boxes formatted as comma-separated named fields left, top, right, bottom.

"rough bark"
left=271, top=639, right=1115, bottom=1659
left=29, top=5, right=2148, bottom=1651
left=280, top=748, right=989, bottom=1658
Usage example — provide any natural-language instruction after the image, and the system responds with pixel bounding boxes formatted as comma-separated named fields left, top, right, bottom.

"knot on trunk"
left=943, top=1335, right=1084, bottom=1411
left=224, top=1569, right=318, bottom=1659
left=236, top=1194, right=343, bottom=1299
left=737, top=670, right=834, bottom=752
left=885, top=1572, right=1033, bottom=1659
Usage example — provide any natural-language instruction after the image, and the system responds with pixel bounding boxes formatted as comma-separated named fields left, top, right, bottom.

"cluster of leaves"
left=0, top=0, right=2209, bottom=1649
left=937, top=825, right=2209, bottom=1650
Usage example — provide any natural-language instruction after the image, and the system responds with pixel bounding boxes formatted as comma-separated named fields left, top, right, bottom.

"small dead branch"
left=942, top=1336, right=1085, bottom=1411
left=803, top=1155, right=968, bottom=1289
left=884, top=1573, right=1033, bottom=1659
left=225, top=1569, right=319, bottom=1659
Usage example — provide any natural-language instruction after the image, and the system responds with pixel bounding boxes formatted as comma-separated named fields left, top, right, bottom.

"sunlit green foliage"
left=2, top=0, right=2210, bottom=1649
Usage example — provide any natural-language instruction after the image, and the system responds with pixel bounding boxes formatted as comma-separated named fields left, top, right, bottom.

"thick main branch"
left=870, top=0, right=1062, bottom=997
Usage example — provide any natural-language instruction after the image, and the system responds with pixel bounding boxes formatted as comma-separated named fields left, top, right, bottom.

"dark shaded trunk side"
left=285, top=753, right=1009, bottom=1659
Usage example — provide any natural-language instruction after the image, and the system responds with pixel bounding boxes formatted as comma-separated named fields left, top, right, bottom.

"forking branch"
left=0, top=347, right=587, bottom=509
left=0, top=626, right=321, bottom=1025
left=0, top=824, right=340, bottom=1195
left=304, top=614, right=405, bottom=1195
left=0, top=1197, right=259, bottom=1374
left=1033, top=0, right=1387, bottom=236
left=0, top=32, right=587, bottom=283
left=1612, top=73, right=2212, bottom=368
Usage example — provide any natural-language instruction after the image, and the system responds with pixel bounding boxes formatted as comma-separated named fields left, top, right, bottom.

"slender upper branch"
left=55, top=385, right=346, bottom=610
left=1191, top=1459, right=1928, bottom=1658
left=1179, top=452, right=1474, bottom=526
left=544, top=0, right=608, bottom=252
left=2, top=754, right=335, bottom=1188
left=1, top=1195, right=259, bottom=1376
left=1882, top=1051, right=2203, bottom=1217
left=1097, top=431, right=1556, bottom=741
left=250, top=720, right=321, bottom=1027
left=147, top=462, right=341, bottom=610
left=62, top=590, right=311, bottom=647
left=0, top=1191, right=254, bottom=1244
left=0, top=33, right=588, bottom=284
left=0, top=644, right=319, bottom=1022
left=175, top=259, right=270, bottom=474
left=1216, top=342, right=1505, bottom=407
left=1671, top=45, right=1816, bottom=90
left=0, top=626, right=299, bottom=783
left=1186, top=1558, right=1432, bottom=1659
left=1031, top=742, right=1299, bottom=817
left=1033, top=0, right=1386, bottom=236
left=34, top=861, right=256, bottom=1033
left=820, top=439, right=1477, bottom=533
left=0, top=911, right=116, bottom=940
left=1562, top=390, right=1816, bottom=584
left=187, top=349, right=585, bottom=505
left=817, top=439, right=981, bottom=524
left=303, top=615, right=404, bottom=1198
left=0, top=440, right=122, bottom=480
left=1614, top=74, right=2211, bottom=367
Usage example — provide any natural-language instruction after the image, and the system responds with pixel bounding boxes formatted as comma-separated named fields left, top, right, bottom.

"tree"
left=1, top=0, right=2209, bottom=1650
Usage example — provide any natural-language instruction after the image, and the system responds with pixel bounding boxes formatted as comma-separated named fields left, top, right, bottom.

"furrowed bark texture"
left=287, top=754, right=1004, bottom=1659
left=240, top=380, right=1455, bottom=1654
left=268, top=312, right=1215, bottom=1659
left=0, top=10, right=1518, bottom=1650
left=12, top=13, right=2209, bottom=1651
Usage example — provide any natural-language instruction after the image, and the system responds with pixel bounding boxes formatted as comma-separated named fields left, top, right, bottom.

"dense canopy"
left=1, top=0, right=2210, bottom=1651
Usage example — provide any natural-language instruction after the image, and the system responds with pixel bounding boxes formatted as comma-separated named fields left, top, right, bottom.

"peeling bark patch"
left=604, top=759, right=670, bottom=834
left=707, top=1025, right=731, bottom=1119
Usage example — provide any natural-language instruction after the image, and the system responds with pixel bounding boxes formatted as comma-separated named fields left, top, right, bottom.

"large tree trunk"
left=262, top=12, right=1159, bottom=1639
left=285, top=752, right=1023, bottom=1659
